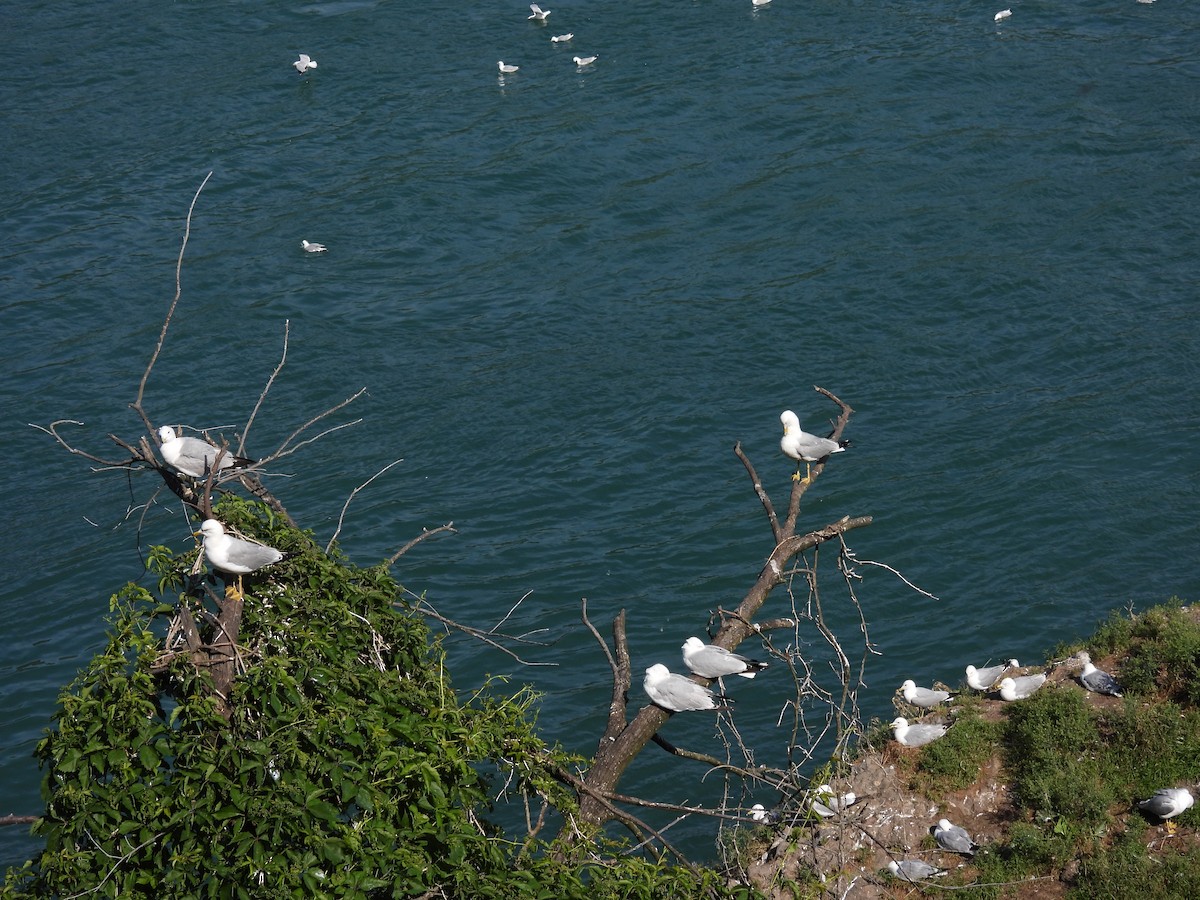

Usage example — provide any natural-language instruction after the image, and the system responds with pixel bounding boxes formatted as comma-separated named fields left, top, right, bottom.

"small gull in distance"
left=293, top=54, right=318, bottom=74
left=900, top=679, right=952, bottom=709
left=1078, top=653, right=1123, bottom=697
left=995, top=9, right=1012, bottom=21
left=890, top=717, right=948, bottom=747
left=573, top=55, right=598, bottom=67
left=888, top=860, right=947, bottom=883
left=301, top=240, right=326, bottom=253
left=550, top=33, right=574, bottom=43
left=681, top=637, right=768, bottom=686
left=498, top=61, right=519, bottom=74
left=643, top=664, right=729, bottom=712
left=780, top=410, right=848, bottom=483
left=934, top=819, right=979, bottom=856
left=753, top=0, right=772, bottom=5
left=158, top=426, right=254, bottom=479
left=998, top=673, right=1047, bottom=701
left=966, top=659, right=1019, bottom=691
left=528, top=3, right=551, bottom=21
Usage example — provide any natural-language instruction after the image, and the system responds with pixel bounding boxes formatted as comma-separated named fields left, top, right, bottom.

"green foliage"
left=912, top=699, right=1000, bottom=795
left=3, top=499, right=751, bottom=899
left=1069, top=826, right=1200, bottom=900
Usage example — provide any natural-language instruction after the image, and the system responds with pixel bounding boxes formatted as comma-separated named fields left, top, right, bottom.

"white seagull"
left=550, top=33, right=574, bottom=43
left=196, top=519, right=284, bottom=594
left=994, top=9, right=1012, bottom=21
left=573, top=55, right=598, bottom=67
left=497, top=61, right=519, bottom=74
left=900, top=679, right=952, bottom=709
left=301, top=240, right=327, bottom=253
left=890, top=717, right=948, bottom=747
left=934, top=819, right=979, bottom=856
left=888, top=860, right=947, bottom=882
left=753, top=0, right=772, bottom=5
left=779, top=410, right=847, bottom=483
left=965, top=659, right=1019, bottom=691
left=293, top=54, right=318, bottom=74
left=528, top=3, right=551, bottom=21
left=809, top=784, right=857, bottom=818
left=681, top=637, right=768, bottom=687
left=158, top=426, right=254, bottom=479
left=1078, top=653, right=1123, bottom=697
left=998, top=673, right=1047, bottom=701
left=749, top=803, right=779, bottom=824
left=1138, top=788, right=1194, bottom=833
left=643, top=664, right=728, bottom=712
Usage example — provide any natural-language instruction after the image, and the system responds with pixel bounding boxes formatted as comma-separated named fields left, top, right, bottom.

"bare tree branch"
left=384, top=522, right=457, bottom=566
left=239, top=319, right=288, bottom=456
left=326, top=458, right=404, bottom=554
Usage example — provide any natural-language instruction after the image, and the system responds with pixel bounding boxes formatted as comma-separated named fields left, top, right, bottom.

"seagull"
left=1138, top=788, right=1194, bottom=834
left=888, top=860, right=947, bottom=882
left=900, top=679, right=953, bottom=709
left=998, top=673, right=1047, bottom=701
left=643, top=664, right=729, bottom=712
left=157, top=426, right=254, bottom=479
left=293, top=54, right=318, bottom=74
left=1078, top=653, right=1123, bottom=697
left=528, top=3, right=551, bottom=21
left=681, top=637, right=768, bottom=689
left=890, top=717, right=948, bottom=747
left=497, top=61, right=519, bottom=74
left=934, top=819, right=979, bottom=856
left=749, top=803, right=780, bottom=824
left=301, top=240, right=327, bottom=253
left=196, top=519, right=284, bottom=596
left=779, top=410, right=848, bottom=483
left=753, top=0, right=772, bottom=5
left=809, top=785, right=858, bottom=818
left=994, top=9, right=1012, bottom=21
left=573, top=55, right=598, bottom=67
left=550, top=33, right=574, bottom=42
left=965, top=660, right=1019, bottom=691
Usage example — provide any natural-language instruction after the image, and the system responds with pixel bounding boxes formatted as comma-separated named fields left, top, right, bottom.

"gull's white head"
left=937, top=818, right=953, bottom=830
left=645, top=663, right=669, bottom=681
left=157, top=425, right=178, bottom=443
left=780, top=409, right=799, bottom=433
left=199, top=519, right=226, bottom=539
left=682, top=637, right=705, bottom=653
left=901, top=679, right=916, bottom=691
left=890, top=717, right=908, bottom=728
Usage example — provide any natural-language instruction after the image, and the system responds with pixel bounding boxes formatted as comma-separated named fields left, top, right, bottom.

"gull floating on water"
left=780, top=410, right=847, bottom=483
left=550, top=33, right=573, bottom=42
left=528, top=3, right=551, bottom=21
left=497, top=61, right=519, bottom=74
left=809, top=784, right=857, bottom=818
left=1138, top=788, right=1194, bottom=830
left=753, top=0, right=772, bottom=6
left=293, top=54, right=318, bottom=74
left=901, top=679, right=952, bottom=709
left=998, top=673, right=1046, bottom=701
left=890, top=717, right=947, bottom=747
left=197, top=519, right=284, bottom=595
left=888, top=860, right=947, bottom=882
left=573, top=55, right=598, bottom=67
left=301, top=240, right=326, bottom=253
left=965, top=659, right=1019, bottom=691
left=158, top=426, right=253, bottom=479
left=934, top=819, right=979, bottom=856
left=643, top=664, right=729, bottom=712
left=1078, top=653, right=1123, bottom=697
left=682, top=637, right=768, bottom=687
left=994, top=9, right=1012, bottom=21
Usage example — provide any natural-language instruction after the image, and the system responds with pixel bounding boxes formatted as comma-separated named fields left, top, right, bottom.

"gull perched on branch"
left=681, top=637, right=768, bottom=688
left=900, top=679, right=953, bottom=709
left=528, top=3, right=551, bottom=21
left=293, top=54, right=318, bottom=74
left=158, top=426, right=253, bottom=479
left=779, top=409, right=848, bottom=483
left=965, top=659, right=1019, bottom=691
left=1078, top=653, right=1123, bottom=697
left=643, top=664, right=729, bottom=712
left=197, top=519, right=284, bottom=596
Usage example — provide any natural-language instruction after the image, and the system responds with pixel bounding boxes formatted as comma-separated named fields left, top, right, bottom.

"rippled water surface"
left=2, top=0, right=1197, bottom=867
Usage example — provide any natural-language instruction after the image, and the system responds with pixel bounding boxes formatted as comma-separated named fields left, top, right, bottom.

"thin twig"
left=326, top=458, right=404, bottom=553
left=239, top=319, right=289, bottom=455
left=384, top=522, right=457, bottom=566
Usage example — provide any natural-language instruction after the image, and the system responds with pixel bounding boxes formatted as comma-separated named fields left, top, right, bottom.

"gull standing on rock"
left=681, top=637, right=768, bottom=688
left=1078, top=653, right=1123, bottom=697
left=779, top=410, right=848, bottom=483
left=643, top=664, right=729, bottom=712
left=888, top=860, right=947, bottom=882
left=965, top=659, right=1019, bottom=691
left=158, top=426, right=254, bottom=479
left=528, top=3, right=551, bottom=21
left=900, top=679, right=952, bottom=709
left=998, top=673, right=1047, bottom=701
left=293, top=54, right=318, bottom=74
left=890, top=717, right=948, bottom=747
left=934, top=819, right=979, bottom=856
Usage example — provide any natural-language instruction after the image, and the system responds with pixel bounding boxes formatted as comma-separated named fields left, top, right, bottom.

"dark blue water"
left=3, top=0, right=1197, bottom=867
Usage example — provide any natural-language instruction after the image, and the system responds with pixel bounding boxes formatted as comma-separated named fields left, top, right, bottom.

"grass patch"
left=913, top=706, right=1002, bottom=796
